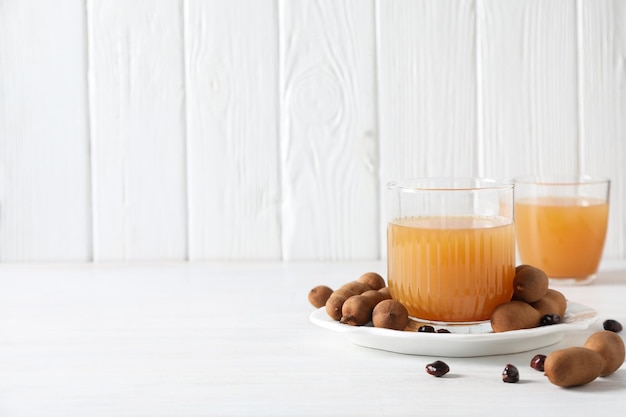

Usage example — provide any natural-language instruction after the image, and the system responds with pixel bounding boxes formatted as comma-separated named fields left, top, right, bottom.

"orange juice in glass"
left=387, top=178, right=515, bottom=323
left=514, top=176, right=610, bottom=285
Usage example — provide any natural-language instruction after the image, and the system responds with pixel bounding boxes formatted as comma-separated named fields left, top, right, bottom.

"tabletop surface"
left=0, top=261, right=625, bottom=416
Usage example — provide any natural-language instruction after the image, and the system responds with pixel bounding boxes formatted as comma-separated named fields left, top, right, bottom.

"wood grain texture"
left=0, top=0, right=625, bottom=262
left=378, top=0, right=478, bottom=184
left=87, top=0, right=187, bottom=261
left=280, top=0, right=379, bottom=260
left=377, top=0, right=477, bottom=258
left=578, top=0, right=626, bottom=258
left=479, top=0, right=579, bottom=179
left=185, top=0, right=281, bottom=260
left=0, top=0, right=91, bottom=261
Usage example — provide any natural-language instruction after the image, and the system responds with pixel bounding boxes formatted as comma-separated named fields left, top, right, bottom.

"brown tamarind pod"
left=378, top=287, right=391, bottom=299
left=340, top=290, right=390, bottom=326
left=531, top=289, right=567, bottom=317
left=361, top=290, right=388, bottom=305
left=308, top=285, right=333, bottom=308
left=357, top=272, right=386, bottom=290
left=544, top=347, right=604, bottom=387
left=340, top=295, right=379, bottom=326
left=372, top=299, right=409, bottom=330
left=490, top=301, right=541, bottom=332
left=325, top=288, right=357, bottom=321
left=512, top=265, right=549, bottom=303
left=583, top=330, right=625, bottom=376
left=340, top=281, right=372, bottom=294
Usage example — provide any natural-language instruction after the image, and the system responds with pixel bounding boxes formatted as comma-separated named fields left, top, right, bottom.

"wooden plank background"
left=0, top=0, right=624, bottom=262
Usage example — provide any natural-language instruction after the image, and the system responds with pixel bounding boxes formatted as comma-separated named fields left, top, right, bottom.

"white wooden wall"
left=0, top=0, right=624, bottom=262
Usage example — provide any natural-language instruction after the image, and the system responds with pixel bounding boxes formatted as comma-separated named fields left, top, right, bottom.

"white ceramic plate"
left=309, top=301, right=598, bottom=357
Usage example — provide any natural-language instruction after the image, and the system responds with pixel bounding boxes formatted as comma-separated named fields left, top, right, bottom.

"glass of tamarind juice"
left=387, top=178, right=516, bottom=324
left=514, top=176, right=610, bottom=285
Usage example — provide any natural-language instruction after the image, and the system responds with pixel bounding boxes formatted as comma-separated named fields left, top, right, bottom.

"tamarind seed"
left=530, top=354, right=547, bottom=372
left=540, top=314, right=561, bottom=326
left=502, top=364, right=520, bottom=383
left=436, top=329, right=451, bottom=333
left=418, top=325, right=435, bottom=333
left=425, top=360, right=450, bottom=377
left=603, top=319, right=623, bottom=333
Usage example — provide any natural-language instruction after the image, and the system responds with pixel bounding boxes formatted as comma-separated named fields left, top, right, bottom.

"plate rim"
left=309, top=301, right=598, bottom=355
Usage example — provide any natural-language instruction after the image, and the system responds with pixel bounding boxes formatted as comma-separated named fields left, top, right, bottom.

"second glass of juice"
left=514, top=176, right=610, bottom=285
left=387, top=178, right=515, bottom=324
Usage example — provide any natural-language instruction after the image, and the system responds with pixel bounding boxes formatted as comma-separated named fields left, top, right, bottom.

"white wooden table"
left=0, top=261, right=624, bottom=416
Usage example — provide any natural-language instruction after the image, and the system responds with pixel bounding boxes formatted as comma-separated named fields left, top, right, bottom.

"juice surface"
left=387, top=216, right=515, bottom=323
left=515, top=196, right=609, bottom=278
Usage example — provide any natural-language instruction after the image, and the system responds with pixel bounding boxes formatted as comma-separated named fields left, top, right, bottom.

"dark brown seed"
left=603, top=319, right=623, bottom=333
left=530, top=354, right=547, bottom=372
left=540, top=314, right=561, bottom=326
left=418, top=325, right=435, bottom=333
left=502, top=364, right=520, bottom=383
left=425, top=360, right=450, bottom=377
left=436, top=328, right=451, bottom=333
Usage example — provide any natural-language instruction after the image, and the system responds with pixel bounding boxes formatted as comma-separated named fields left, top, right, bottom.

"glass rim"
left=513, top=175, right=610, bottom=186
left=387, top=177, right=514, bottom=192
